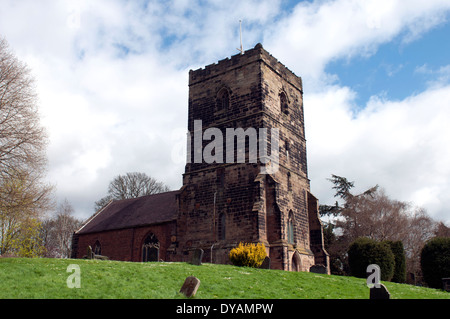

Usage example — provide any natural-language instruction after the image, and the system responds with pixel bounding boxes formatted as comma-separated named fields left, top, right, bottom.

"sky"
left=0, top=0, right=449, bottom=224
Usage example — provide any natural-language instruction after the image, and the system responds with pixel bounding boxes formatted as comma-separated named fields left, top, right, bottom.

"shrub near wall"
left=385, top=240, right=407, bottom=283
left=229, top=242, right=267, bottom=268
left=348, top=237, right=395, bottom=281
left=420, top=237, right=450, bottom=289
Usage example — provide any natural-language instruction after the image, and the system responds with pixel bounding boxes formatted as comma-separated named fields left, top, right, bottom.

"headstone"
left=260, top=256, right=271, bottom=269
left=370, top=283, right=390, bottom=299
left=180, top=276, right=201, bottom=298
left=190, top=248, right=204, bottom=265
left=87, top=246, right=94, bottom=259
left=442, top=278, right=450, bottom=292
left=310, top=264, right=327, bottom=274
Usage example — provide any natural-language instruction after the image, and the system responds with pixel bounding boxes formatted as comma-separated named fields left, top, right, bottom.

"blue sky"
left=0, top=0, right=449, bottom=224
left=326, top=20, right=450, bottom=106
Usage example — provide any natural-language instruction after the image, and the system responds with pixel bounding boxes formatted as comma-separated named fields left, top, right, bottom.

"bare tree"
left=0, top=37, right=53, bottom=256
left=42, top=199, right=81, bottom=258
left=336, top=187, right=410, bottom=243
left=434, top=221, right=450, bottom=238
left=402, top=208, right=436, bottom=278
left=94, top=172, right=170, bottom=211
left=321, top=174, right=439, bottom=279
left=0, top=38, right=47, bottom=179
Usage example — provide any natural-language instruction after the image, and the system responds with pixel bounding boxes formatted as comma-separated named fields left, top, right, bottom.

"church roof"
left=76, top=190, right=179, bottom=234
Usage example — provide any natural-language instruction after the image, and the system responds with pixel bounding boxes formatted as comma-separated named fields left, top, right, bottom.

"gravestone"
left=190, top=248, right=204, bottom=265
left=87, top=246, right=94, bottom=259
left=310, top=264, right=327, bottom=274
left=442, top=278, right=450, bottom=292
left=180, top=276, right=201, bottom=298
left=370, top=283, right=390, bottom=299
left=260, top=256, right=271, bottom=269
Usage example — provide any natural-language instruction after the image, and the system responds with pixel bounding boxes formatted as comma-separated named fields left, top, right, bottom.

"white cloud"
left=265, top=0, right=450, bottom=84
left=415, top=63, right=450, bottom=87
left=1, top=0, right=450, bottom=224
left=306, top=84, right=450, bottom=223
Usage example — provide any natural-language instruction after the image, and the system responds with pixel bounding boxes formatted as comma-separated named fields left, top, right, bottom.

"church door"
left=142, top=232, right=160, bottom=262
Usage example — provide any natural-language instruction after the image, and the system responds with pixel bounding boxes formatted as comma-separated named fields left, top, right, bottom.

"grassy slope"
left=0, top=258, right=448, bottom=299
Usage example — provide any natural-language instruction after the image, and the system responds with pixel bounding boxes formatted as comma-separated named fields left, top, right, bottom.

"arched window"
left=280, top=92, right=289, bottom=115
left=287, top=211, right=294, bottom=244
left=142, top=232, right=160, bottom=262
left=217, top=88, right=230, bottom=111
left=218, top=213, right=226, bottom=240
left=93, top=240, right=101, bottom=255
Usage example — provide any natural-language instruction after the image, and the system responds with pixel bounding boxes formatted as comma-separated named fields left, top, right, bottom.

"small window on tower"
left=288, top=211, right=294, bottom=244
left=285, top=140, right=290, bottom=161
left=287, top=171, right=292, bottom=192
left=280, top=92, right=289, bottom=115
left=217, top=88, right=230, bottom=111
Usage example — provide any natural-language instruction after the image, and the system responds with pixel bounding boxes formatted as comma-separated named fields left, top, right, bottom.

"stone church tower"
left=71, top=43, right=328, bottom=273
left=173, top=43, right=329, bottom=272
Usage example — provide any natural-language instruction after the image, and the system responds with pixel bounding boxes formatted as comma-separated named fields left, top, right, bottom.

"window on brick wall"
left=142, top=232, right=160, bottom=262
left=93, top=240, right=101, bottom=255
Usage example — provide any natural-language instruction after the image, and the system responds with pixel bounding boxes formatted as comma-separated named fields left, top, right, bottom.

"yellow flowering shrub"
left=229, top=242, right=267, bottom=268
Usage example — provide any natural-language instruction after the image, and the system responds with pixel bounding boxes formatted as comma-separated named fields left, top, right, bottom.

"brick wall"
left=72, top=221, right=176, bottom=262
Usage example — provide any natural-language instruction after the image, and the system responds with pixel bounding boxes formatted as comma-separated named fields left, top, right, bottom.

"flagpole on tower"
left=237, top=20, right=244, bottom=55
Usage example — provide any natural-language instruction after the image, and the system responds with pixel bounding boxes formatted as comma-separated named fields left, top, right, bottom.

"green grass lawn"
left=0, top=257, right=448, bottom=299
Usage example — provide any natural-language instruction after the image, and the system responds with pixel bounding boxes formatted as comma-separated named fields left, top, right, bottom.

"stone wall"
left=176, top=43, right=324, bottom=271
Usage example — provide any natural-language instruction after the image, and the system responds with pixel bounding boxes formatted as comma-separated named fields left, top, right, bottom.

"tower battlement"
left=189, top=43, right=302, bottom=91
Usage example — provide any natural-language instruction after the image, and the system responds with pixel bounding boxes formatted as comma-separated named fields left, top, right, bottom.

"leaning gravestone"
left=370, top=283, right=390, bottom=299
left=190, top=248, right=204, bottom=265
left=310, top=264, right=327, bottom=274
left=260, top=256, right=271, bottom=269
left=180, top=276, right=201, bottom=298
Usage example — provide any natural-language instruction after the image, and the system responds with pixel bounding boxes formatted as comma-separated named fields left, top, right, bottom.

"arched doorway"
left=142, top=232, right=160, bottom=262
left=292, top=251, right=301, bottom=272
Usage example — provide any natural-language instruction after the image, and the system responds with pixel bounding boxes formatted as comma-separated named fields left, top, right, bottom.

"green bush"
left=348, top=237, right=395, bottom=281
left=229, top=242, right=267, bottom=268
left=385, top=240, right=406, bottom=283
left=420, top=237, right=450, bottom=289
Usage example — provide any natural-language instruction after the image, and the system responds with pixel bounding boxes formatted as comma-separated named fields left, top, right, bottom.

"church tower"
left=174, top=43, right=329, bottom=272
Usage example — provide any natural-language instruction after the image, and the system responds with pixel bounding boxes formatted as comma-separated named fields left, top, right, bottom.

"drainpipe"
left=210, top=242, right=216, bottom=264
left=211, top=191, right=217, bottom=263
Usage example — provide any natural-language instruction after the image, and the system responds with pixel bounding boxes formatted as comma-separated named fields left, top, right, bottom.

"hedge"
left=348, top=237, right=395, bottom=281
left=420, top=237, right=450, bottom=289
left=385, top=240, right=407, bottom=283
